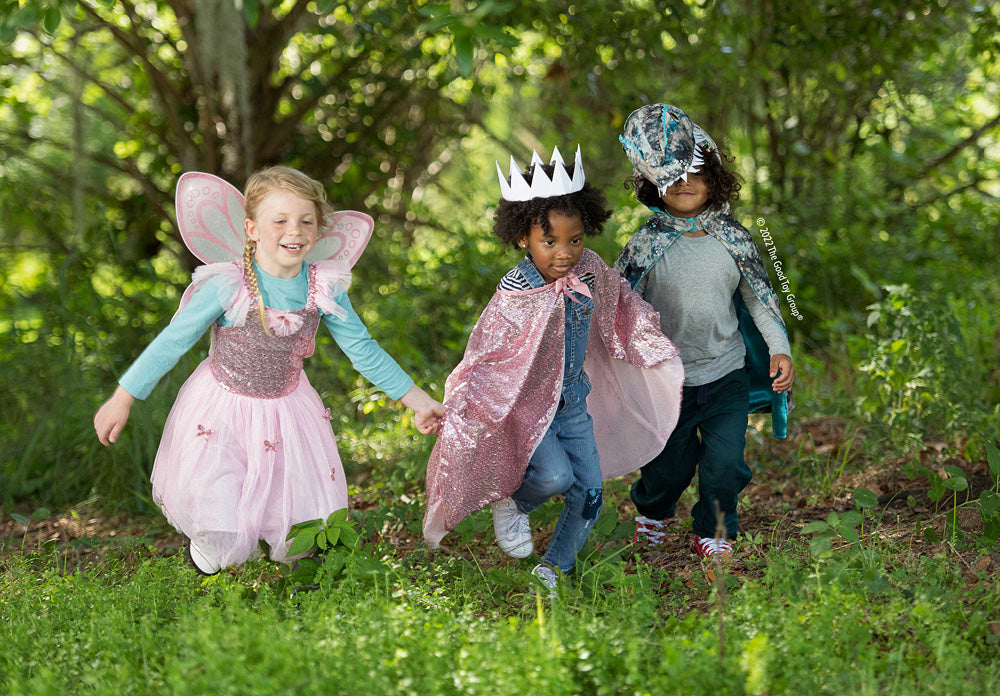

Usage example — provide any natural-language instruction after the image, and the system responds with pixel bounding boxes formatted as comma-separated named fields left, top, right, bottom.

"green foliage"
left=3, top=530, right=999, bottom=694
left=280, top=508, right=363, bottom=591
left=859, top=284, right=999, bottom=456
left=899, top=439, right=1000, bottom=547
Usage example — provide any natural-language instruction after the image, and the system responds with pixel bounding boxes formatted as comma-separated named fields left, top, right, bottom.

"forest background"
left=1, top=1, right=999, bottom=693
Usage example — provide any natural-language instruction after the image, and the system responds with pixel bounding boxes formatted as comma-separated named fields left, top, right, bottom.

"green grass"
left=3, top=246, right=999, bottom=693
left=2, top=517, right=999, bottom=695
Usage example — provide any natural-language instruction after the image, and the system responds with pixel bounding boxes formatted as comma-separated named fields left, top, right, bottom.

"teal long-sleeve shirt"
left=118, top=261, right=413, bottom=400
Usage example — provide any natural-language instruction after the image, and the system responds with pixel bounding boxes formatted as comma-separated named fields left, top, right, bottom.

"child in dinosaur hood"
left=615, top=104, right=796, bottom=558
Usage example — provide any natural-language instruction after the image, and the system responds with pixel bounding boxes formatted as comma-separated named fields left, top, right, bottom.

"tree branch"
left=78, top=1, right=198, bottom=163
left=913, top=112, right=1000, bottom=181
left=23, top=35, right=136, bottom=118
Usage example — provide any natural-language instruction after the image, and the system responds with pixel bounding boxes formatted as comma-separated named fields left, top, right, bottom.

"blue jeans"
left=513, top=375, right=603, bottom=573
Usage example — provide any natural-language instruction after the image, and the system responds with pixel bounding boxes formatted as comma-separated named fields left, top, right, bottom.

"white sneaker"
left=188, top=540, right=221, bottom=575
left=491, top=497, right=533, bottom=558
left=531, top=564, right=559, bottom=598
left=633, top=516, right=667, bottom=546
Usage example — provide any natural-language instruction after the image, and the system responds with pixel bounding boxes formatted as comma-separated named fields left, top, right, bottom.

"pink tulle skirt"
left=150, top=360, right=347, bottom=567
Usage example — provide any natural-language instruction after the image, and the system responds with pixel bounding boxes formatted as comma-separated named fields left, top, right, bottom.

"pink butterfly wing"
left=175, top=172, right=247, bottom=263
left=306, top=211, right=374, bottom=268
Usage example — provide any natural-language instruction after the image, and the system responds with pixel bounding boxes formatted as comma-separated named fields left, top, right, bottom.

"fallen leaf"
left=973, top=557, right=992, bottom=573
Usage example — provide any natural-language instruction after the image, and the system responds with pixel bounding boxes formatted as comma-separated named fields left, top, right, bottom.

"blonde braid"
left=242, top=236, right=270, bottom=335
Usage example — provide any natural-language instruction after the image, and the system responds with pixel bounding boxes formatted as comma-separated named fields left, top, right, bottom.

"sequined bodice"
left=209, top=268, right=321, bottom=399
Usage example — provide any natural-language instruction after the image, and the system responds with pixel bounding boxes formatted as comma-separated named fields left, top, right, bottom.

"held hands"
left=769, top=354, right=796, bottom=393
left=94, top=386, right=136, bottom=446
left=399, top=384, right=445, bottom=435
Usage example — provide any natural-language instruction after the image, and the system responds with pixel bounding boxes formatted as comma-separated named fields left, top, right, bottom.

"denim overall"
left=510, top=257, right=604, bottom=573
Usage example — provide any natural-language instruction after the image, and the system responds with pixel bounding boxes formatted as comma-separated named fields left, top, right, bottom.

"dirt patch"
left=3, top=417, right=997, bottom=583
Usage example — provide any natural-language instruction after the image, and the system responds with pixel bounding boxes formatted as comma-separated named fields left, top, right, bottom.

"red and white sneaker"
left=632, top=516, right=667, bottom=546
left=694, top=536, right=733, bottom=558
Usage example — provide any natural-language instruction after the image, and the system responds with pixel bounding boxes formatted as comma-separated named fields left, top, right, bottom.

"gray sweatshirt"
left=636, top=233, right=790, bottom=387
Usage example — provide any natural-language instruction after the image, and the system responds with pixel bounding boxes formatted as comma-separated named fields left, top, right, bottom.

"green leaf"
left=11, top=513, right=30, bottom=525
left=326, top=508, right=349, bottom=526
left=454, top=32, right=474, bottom=76
left=983, top=516, right=1000, bottom=543
left=928, top=476, right=946, bottom=502
left=470, top=514, right=492, bottom=533
left=852, top=488, right=879, bottom=509
left=809, top=533, right=833, bottom=556
left=31, top=506, right=51, bottom=521
left=800, top=521, right=830, bottom=534
left=42, top=6, right=61, bottom=34
left=339, top=526, right=360, bottom=551
left=944, top=464, right=967, bottom=480
left=418, top=3, right=452, bottom=18
left=326, top=553, right=348, bottom=577
left=840, top=510, right=863, bottom=527
left=986, top=442, right=1000, bottom=480
left=417, top=16, right=457, bottom=33
left=326, top=526, right=340, bottom=547
left=287, top=530, right=319, bottom=557
left=594, top=510, right=618, bottom=536
left=316, top=530, right=329, bottom=550
left=839, top=526, right=860, bottom=543
left=288, top=558, right=321, bottom=585
left=942, top=477, right=968, bottom=491
left=243, top=0, right=260, bottom=29
left=352, top=556, right=389, bottom=575
left=979, top=490, right=1000, bottom=516
left=286, top=518, right=322, bottom=540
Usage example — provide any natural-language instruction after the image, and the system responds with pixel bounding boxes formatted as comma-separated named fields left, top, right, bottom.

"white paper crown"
left=497, top=145, right=586, bottom=201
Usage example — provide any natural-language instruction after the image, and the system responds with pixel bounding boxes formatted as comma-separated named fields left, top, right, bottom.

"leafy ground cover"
left=3, top=416, right=999, bottom=695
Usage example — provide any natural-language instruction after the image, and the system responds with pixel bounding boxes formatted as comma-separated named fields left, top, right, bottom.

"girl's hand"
left=399, top=384, right=446, bottom=435
left=769, top=354, right=796, bottom=393
left=94, top=386, right=136, bottom=446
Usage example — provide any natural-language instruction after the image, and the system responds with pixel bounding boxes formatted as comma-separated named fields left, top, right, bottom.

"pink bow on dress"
left=553, top=273, right=592, bottom=305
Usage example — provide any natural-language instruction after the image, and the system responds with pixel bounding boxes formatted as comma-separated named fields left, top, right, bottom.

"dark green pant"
left=630, top=368, right=752, bottom=538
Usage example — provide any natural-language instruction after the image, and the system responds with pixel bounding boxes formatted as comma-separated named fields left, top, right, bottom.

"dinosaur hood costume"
left=616, top=104, right=793, bottom=436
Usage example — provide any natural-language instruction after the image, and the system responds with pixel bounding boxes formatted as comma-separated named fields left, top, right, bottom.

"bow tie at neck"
left=552, top=273, right=591, bottom=304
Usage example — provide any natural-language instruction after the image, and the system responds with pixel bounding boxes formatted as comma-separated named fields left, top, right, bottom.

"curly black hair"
left=625, top=145, right=742, bottom=211
left=494, top=162, right=612, bottom=248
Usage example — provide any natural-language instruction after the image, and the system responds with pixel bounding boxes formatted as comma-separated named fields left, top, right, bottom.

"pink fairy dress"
left=150, top=263, right=346, bottom=568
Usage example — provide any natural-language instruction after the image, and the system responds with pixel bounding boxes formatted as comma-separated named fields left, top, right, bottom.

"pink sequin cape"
left=423, top=249, right=684, bottom=547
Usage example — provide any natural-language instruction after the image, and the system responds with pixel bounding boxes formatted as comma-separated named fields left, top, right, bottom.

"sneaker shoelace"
left=505, top=519, right=521, bottom=534
left=696, top=537, right=733, bottom=556
left=503, top=513, right=528, bottom=536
